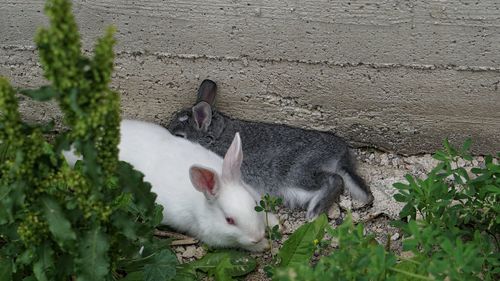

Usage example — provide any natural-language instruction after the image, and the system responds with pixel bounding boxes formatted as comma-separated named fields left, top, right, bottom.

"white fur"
left=66, top=119, right=279, bottom=252
left=282, top=187, right=318, bottom=209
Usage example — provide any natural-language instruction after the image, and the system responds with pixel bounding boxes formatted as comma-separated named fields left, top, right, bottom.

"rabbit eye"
left=226, top=217, right=236, bottom=225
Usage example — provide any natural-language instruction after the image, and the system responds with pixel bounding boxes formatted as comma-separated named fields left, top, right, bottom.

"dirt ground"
left=171, top=148, right=483, bottom=280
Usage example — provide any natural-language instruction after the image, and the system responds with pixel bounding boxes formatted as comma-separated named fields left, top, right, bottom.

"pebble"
left=175, top=253, right=183, bottom=262
left=339, top=196, right=352, bottom=210
left=351, top=212, right=360, bottom=222
left=380, top=154, right=389, bottom=165
left=270, top=245, right=279, bottom=256
left=182, top=246, right=197, bottom=258
left=391, top=233, right=400, bottom=241
left=327, top=204, right=340, bottom=219
left=194, top=247, right=205, bottom=259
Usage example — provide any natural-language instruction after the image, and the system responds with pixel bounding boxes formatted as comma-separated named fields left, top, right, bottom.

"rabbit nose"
left=251, top=235, right=265, bottom=244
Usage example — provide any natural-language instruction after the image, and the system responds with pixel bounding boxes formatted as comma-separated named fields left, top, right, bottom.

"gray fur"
left=167, top=80, right=373, bottom=219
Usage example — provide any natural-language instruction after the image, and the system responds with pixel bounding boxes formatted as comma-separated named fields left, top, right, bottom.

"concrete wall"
left=1, top=0, right=499, bottom=155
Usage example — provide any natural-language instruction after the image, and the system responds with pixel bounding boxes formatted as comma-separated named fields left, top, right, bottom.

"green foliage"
left=177, top=250, right=257, bottom=281
left=120, top=239, right=178, bottom=281
left=393, top=139, right=499, bottom=280
left=0, top=0, right=169, bottom=280
left=273, top=215, right=403, bottom=281
left=276, top=214, right=328, bottom=269
left=268, top=140, right=499, bottom=281
left=255, top=194, right=283, bottom=251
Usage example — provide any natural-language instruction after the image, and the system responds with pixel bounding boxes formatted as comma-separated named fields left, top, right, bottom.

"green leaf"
left=110, top=211, right=138, bottom=240
left=276, top=214, right=328, bottom=268
left=144, top=250, right=177, bottom=281
left=118, top=239, right=175, bottom=275
left=118, top=161, right=157, bottom=218
left=76, top=226, right=110, bottom=281
left=462, top=138, right=472, bottom=152
left=0, top=257, right=13, bottom=281
left=68, top=88, right=84, bottom=115
left=152, top=204, right=164, bottom=226
left=180, top=250, right=256, bottom=281
left=41, top=196, right=76, bottom=243
left=393, top=193, right=407, bottom=202
left=120, top=271, right=143, bottom=281
left=33, top=243, right=54, bottom=281
left=19, top=86, right=58, bottom=101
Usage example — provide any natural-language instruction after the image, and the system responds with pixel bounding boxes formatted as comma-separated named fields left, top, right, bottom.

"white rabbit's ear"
left=196, top=79, right=217, bottom=106
left=222, top=133, right=243, bottom=182
left=192, top=101, right=212, bottom=131
left=190, top=166, right=220, bottom=200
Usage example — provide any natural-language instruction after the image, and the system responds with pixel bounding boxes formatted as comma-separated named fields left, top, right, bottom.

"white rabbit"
left=65, top=119, right=278, bottom=252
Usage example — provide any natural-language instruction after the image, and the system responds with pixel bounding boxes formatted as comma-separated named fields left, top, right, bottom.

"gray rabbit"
left=167, top=79, right=373, bottom=219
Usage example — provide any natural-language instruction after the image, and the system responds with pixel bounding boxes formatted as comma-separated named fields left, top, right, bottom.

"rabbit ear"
left=196, top=79, right=217, bottom=106
left=190, top=165, right=220, bottom=200
left=222, top=133, right=243, bottom=182
left=192, top=101, right=212, bottom=131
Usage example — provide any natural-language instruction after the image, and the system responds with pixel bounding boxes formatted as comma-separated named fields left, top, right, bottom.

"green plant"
left=272, top=214, right=328, bottom=276
left=176, top=250, right=257, bottom=281
left=267, top=140, right=499, bottom=281
left=255, top=194, right=283, bottom=249
left=0, top=0, right=176, bottom=280
left=393, top=139, right=499, bottom=280
left=273, top=215, right=394, bottom=281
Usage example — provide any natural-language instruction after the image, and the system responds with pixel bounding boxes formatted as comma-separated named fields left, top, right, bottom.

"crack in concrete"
left=2, top=44, right=500, bottom=73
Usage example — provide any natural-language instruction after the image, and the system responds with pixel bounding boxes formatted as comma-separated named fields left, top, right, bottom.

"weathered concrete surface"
left=1, top=0, right=499, bottom=154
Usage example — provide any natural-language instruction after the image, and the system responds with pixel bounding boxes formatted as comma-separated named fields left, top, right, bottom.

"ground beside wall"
left=1, top=0, right=499, bottom=154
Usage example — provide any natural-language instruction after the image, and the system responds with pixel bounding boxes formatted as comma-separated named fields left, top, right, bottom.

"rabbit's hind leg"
left=305, top=173, right=344, bottom=220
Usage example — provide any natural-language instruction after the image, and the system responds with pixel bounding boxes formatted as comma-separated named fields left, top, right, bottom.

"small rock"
left=369, top=153, right=375, bottom=160
left=327, top=204, right=340, bottom=219
left=400, top=251, right=415, bottom=259
left=391, top=233, right=400, bottom=241
left=472, top=159, right=478, bottom=166
left=175, top=253, right=183, bottom=262
left=339, top=196, right=352, bottom=210
left=283, top=221, right=294, bottom=234
left=270, top=244, right=279, bottom=256
left=174, top=246, right=185, bottom=253
left=380, top=154, right=389, bottom=165
left=194, top=247, right=205, bottom=259
left=352, top=199, right=368, bottom=210
left=457, top=158, right=466, bottom=168
left=351, top=212, right=360, bottom=222
left=182, top=246, right=197, bottom=258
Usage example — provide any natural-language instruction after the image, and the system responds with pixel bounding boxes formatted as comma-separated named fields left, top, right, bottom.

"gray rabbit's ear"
left=192, top=101, right=212, bottom=131
left=196, top=79, right=217, bottom=106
